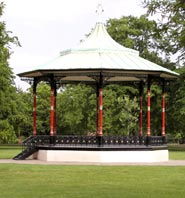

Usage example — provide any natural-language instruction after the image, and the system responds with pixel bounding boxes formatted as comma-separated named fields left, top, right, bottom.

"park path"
left=1, top=159, right=185, bottom=166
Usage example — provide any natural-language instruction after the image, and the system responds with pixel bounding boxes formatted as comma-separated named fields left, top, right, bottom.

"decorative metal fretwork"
left=13, top=135, right=166, bottom=160
left=23, top=135, right=166, bottom=147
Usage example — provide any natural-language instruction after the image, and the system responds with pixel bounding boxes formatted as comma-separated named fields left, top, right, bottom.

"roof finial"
left=96, top=3, right=104, bottom=23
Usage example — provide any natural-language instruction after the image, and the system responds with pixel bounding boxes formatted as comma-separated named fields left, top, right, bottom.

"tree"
left=13, top=88, right=32, bottom=138
left=166, top=66, right=185, bottom=136
left=0, top=120, right=16, bottom=144
left=106, top=15, right=178, bottom=135
left=142, top=0, right=185, bottom=66
left=35, top=82, right=51, bottom=135
left=103, top=84, right=139, bottom=135
left=56, top=84, right=140, bottom=136
left=0, top=2, right=20, bottom=143
left=57, top=84, right=96, bottom=135
left=142, top=0, right=185, bottom=140
left=106, top=15, right=176, bottom=70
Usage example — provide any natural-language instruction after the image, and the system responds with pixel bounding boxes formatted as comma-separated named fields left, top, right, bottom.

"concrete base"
left=37, top=150, right=169, bottom=163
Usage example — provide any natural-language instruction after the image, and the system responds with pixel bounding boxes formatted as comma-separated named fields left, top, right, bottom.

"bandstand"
left=14, top=7, right=178, bottom=163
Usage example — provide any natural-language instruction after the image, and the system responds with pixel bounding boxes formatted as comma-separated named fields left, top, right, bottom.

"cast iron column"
left=96, top=83, right=99, bottom=136
left=54, top=82, right=57, bottom=136
left=161, top=79, right=166, bottom=144
left=139, top=81, right=144, bottom=137
left=139, top=81, right=144, bottom=144
left=50, top=76, right=56, bottom=144
left=98, top=73, right=103, bottom=146
left=33, top=78, right=37, bottom=137
left=146, top=77, right=151, bottom=145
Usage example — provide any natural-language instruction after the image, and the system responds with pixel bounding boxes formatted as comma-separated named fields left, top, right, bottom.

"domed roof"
left=18, top=21, right=178, bottom=83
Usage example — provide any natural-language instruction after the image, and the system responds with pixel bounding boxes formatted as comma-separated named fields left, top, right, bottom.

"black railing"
left=13, top=135, right=166, bottom=160
left=21, top=135, right=165, bottom=149
left=103, top=136, right=145, bottom=145
left=13, top=136, right=39, bottom=160
left=150, top=136, right=165, bottom=146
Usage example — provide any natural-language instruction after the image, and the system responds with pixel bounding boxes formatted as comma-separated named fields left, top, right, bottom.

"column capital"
left=99, top=72, right=104, bottom=88
left=161, top=78, right=166, bottom=94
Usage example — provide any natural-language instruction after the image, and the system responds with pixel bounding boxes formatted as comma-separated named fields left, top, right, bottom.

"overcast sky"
left=2, top=0, right=145, bottom=90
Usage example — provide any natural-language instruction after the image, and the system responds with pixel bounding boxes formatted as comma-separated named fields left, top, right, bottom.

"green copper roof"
left=18, top=22, right=179, bottom=81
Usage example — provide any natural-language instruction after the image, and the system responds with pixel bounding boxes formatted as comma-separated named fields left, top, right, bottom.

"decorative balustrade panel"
left=103, top=136, right=145, bottom=145
left=150, top=136, right=164, bottom=145
left=56, top=135, right=98, bottom=145
left=22, top=135, right=165, bottom=149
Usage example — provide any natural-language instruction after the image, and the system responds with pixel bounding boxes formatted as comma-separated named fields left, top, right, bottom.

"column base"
left=162, top=136, right=166, bottom=144
left=146, top=136, right=151, bottom=146
left=97, top=136, right=103, bottom=146
left=50, top=136, right=56, bottom=145
left=139, top=135, right=143, bottom=145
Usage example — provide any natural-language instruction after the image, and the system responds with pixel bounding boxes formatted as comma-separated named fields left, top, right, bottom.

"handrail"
left=22, top=135, right=166, bottom=148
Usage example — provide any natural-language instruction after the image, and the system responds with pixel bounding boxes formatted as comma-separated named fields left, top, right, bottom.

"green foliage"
left=103, top=85, right=139, bottom=135
left=55, top=84, right=139, bottom=136
left=13, top=88, right=32, bottom=137
left=117, top=96, right=139, bottom=135
left=150, top=84, right=163, bottom=135
left=107, top=15, right=157, bottom=53
left=0, top=2, right=20, bottom=143
left=106, top=15, right=176, bottom=69
left=57, top=84, right=96, bottom=134
left=35, top=82, right=50, bottom=134
left=0, top=120, right=17, bottom=143
left=166, top=66, right=185, bottom=135
left=140, top=0, right=185, bottom=137
left=107, top=14, right=178, bottom=136
left=142, top=0, right=185, bottom=66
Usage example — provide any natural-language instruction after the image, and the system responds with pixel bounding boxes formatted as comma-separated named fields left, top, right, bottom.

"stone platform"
left=36, top=149, right=168, bottom=163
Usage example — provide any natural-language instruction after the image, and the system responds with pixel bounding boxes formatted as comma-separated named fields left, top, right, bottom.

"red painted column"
left=33, top=79, right=37, bottom=137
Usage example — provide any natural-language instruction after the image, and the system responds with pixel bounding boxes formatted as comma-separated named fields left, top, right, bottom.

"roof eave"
left=17, top=68, right=179, bottom=81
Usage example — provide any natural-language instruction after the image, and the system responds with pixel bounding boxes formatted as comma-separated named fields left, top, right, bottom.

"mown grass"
left=0, top=164, right=185, bottom=198
left=169, top=151, right=185, bottom=160
left=168, top=144, right=185, bottom=160
left=0, top=145, right=185, bottom=198
left=0, top=145, right=21, bottom=159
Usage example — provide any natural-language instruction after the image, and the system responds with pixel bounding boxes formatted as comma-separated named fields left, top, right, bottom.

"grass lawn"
left=0, top=164, right=185, bottom=198
left=0, top=145, right=21, bottom=159
left=169, top=151, right=185, bottom=160
left=168, top=144, right=185, bottom=160
left=0, top=145, right=185, bottom=198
